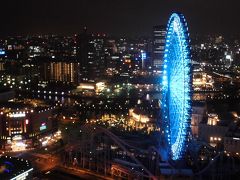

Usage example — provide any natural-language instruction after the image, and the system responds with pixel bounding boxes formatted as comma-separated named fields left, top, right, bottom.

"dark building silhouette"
left=76, top=28, right=106, bottom=82
left=152, top=25, right=166, bottom=69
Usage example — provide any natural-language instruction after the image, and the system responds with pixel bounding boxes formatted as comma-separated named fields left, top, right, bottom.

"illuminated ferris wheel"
left=161, top=13, right=192, bottom=161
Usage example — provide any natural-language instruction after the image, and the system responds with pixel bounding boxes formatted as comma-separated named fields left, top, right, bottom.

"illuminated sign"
left=141, top=52, right=146, bottom=60
left=9, top=113, right=26, bottom=118
left=40, top=123, right=46, bottom=131
left=0, top=50, right=5, bottom=55
left=12, top=135, right=23, bottom=141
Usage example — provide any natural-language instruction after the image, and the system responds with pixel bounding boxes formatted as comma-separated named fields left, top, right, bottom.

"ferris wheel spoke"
left=161, top=13, right=192, bottom=161
left=169, top=61, right=183, bottom=81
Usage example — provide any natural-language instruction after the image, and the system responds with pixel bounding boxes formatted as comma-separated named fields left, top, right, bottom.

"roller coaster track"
left=73, top=124, right=158, bottom=180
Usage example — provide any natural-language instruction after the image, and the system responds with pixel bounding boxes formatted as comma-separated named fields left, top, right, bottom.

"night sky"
left=1, top=0, right=239, bottom=37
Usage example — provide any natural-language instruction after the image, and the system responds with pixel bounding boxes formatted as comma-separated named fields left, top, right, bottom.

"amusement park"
left=50, top=13, right=240, bottom=180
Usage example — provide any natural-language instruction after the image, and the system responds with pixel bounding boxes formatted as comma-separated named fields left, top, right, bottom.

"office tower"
left=152, top=25, right=166, bottom=69
left=76, top=28, right=106, bottom=82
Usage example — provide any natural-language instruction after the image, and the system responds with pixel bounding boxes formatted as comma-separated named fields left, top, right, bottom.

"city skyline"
left=1, top=0, right=240, bottom=37
left=1, top=2, right=240, bottom=179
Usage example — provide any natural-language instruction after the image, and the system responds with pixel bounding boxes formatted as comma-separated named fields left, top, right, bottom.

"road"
left=37, top=167, right=112, bottom=180
left=38, top=169, right=99, bottom=180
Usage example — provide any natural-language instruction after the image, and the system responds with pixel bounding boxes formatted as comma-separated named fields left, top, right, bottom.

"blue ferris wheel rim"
left=161, top=13, right=192, bottom=161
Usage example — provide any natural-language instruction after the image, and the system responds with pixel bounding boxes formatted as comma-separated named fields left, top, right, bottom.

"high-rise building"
left=76, top=28, right=106, bottom=82
left=93, top=36, right=106, bottom=80
left=152, top=25, right=166, bottom=69
left=40, top=61, right=80, bottom=84
left=76, top=28, right=94, bottom=82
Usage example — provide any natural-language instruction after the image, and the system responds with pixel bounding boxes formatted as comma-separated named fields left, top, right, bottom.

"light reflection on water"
left=20, top=93, right=72, bottom=105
